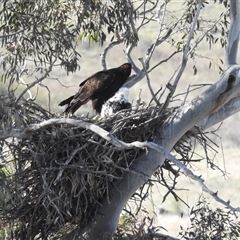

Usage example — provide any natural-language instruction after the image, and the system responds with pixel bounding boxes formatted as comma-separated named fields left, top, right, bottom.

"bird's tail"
left=59, top=95, right=89, bottom=115
left=58, top=95, right=74, bottom=106
left=62, top=101, right=83, bottom=115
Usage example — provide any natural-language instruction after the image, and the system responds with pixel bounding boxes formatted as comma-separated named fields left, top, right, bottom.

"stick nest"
left=0, top=93, right=178, bottom=239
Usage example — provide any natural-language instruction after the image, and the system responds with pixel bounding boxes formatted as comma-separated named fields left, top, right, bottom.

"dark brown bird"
left=59, top=63, right=132, bottom=114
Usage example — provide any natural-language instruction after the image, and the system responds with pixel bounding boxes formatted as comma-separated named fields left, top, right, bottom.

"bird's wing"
left=75, top=71, right=116, bottom=102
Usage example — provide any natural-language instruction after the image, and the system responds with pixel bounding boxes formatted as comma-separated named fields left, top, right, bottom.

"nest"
left=1, top=93, right=178, bottom=239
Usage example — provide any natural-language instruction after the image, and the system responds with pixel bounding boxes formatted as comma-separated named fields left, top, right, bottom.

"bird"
left=100, top=87, right=131, bottom=118
left=58, top=63, right=132, bottom=115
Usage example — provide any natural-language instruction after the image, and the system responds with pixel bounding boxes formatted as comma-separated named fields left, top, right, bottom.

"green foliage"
left=167, top=0, right=229, bottom=76
left=179, top=198, right=240, bottom=240
left=115, top=198, right=240, bottom=240
left=0, top=0, right=137, bottom=84
left=1, top=1, right=79, bottom=73
left=115, top=213, right=164, bottom=240
left=214, top=0, right=229, bottom=8
left=0, top=0, right=230, bottom=89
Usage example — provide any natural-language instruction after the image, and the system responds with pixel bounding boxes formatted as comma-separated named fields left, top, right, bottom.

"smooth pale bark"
left=199, top=96, right=240, bottom=130
left=66, top=1, right=240, bottom=239
left=225, top=0, right=240, bottom=67
left=74, top=0, right=240, bottom=239
left=82, top=65, right=240, bottom=239
left=87, top=150, right=163, bottom=239
left=161, top=66, right=240, bottom=145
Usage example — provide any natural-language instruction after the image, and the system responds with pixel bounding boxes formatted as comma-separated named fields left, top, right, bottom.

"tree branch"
left=0, top=28, right=27, bottom=38
left=160, top=0, right=203, bottom=112
left=161, top=65, right=240, bottom=146
left=225, top=0, right=240, bottom=67
left=198, top=96, right=240, bottom=130
left=145, top=142, right=240, bottom=212
left=60, top=65, right=240, bottom=240
left=100, top=39, right=124, bottom=70
left=75, top=137, right=240, bottom=239
left=124, top=2, right=174, bottom=89
left=144, top=2, right=169, bottom=68
left=17, top=70, right=33, bottom=101
left=139, top=57, right=161, bottom=107
left=15, top=62, right=55, bottom=104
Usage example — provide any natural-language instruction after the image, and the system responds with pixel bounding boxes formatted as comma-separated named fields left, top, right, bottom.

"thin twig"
left=2, top=116, right=239, bottom=212
left=0, top=28, right=27, bottom=38
left=15, top=61, right=55, bottom=104
left=139, top=57, right=161, bottom=107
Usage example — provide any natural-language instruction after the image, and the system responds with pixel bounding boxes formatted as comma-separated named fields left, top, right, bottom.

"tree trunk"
left=66, top=1, right=240, bottom=238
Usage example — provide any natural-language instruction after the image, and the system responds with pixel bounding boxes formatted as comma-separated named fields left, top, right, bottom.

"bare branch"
left=100, top=39, right=124, bottom=70
left=225, top=0, right=240, bottom=67
left=139, top=57, right=161, bottom=107
left=124, top=2, right=174, bottom=89
left=138, top=0, right=159, bottom=16
left=0, top=28, right=27, bottom=38
left=198, top=96, right=240, bottom=130
left=148, top=50, right=181, bottom=73
left=161, top=66, right=240, bottom=146
left=17, top=70, right=33, bottom=101
left=144, top=2, right=170, bottom=69
left=124, top=43, right=145, bottom=88
left=160, top=0, right=203, bottom=111
left=125, top=43, right=140, bottom=74
left=123, top=71, right=145, bottom=88
left=145, top=142, right=240, bottom=212
left=0, top=118, right=121, bottom=144
left=15, top=61, right=55, bottom=104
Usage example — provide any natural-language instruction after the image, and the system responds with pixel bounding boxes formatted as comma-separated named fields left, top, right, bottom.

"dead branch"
left=2, top=114, right=239, bottom=213
left=160, top=0, right=203, bottom=112
left=15, top=60, right=56, bottom=104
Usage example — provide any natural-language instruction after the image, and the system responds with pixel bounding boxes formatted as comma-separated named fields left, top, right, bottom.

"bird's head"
left=119, top=63, right=132, bottom=77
